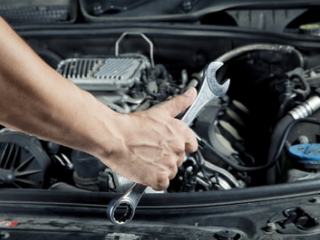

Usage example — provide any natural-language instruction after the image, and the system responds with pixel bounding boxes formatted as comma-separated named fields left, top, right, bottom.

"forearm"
left=0, top=17, right=118, bottom=158
left=0, top=17, right=198, bottom=190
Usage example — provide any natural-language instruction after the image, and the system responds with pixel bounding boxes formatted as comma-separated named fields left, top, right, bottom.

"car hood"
left=2, top=0, right=320, bottom=35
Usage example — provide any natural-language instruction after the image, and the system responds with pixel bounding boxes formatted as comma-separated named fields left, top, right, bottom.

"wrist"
left=83, top=100, right=125, bottom=169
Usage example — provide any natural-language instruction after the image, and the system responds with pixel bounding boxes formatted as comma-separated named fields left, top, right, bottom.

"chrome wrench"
left=107, top=61, right=230, bottom=225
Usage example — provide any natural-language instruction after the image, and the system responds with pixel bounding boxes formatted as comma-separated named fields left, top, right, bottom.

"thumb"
left=158, top=87, right=197, bottom=117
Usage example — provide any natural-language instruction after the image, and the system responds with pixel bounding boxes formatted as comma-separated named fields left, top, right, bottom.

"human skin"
left=0, top=17, right=198, bottom=191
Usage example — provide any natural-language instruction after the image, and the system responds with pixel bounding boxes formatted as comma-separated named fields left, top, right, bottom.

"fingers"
left=153, top=87, right=198, bottom=153
left=152, top=132, right=197, bottom=191
left=184, top=127, right=198, bottom=153
left=158, top=87, right=197, bottom=117
left=154, top=175, right=170, bottom=191
left=157, top=87, right=198, bottom=186
left=176, top=152, right=186, bottom=170
left=154, top=155, right=181, bottom=191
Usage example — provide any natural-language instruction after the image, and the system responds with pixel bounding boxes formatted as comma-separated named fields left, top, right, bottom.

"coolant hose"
left=215, top=43, right=304, bottom=68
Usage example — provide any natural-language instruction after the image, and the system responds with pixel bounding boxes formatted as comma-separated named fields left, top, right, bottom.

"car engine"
left=1, top=32, right=320, bottom=194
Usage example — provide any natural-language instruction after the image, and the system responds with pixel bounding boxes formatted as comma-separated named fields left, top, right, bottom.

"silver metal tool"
left=106, top=61, right=230, bottom=225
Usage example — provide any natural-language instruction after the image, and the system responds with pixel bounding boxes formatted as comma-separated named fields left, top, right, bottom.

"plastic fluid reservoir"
left=289, top=143, right=320, bottom=171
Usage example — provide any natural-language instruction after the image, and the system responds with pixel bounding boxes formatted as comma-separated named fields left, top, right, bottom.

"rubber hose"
left=266, top=114, right=295, bottom=184
left=215, top=43, right=304, bottom=68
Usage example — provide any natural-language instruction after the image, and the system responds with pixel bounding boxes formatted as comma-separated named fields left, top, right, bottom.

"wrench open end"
left=206, top=62, right=230, bottom=97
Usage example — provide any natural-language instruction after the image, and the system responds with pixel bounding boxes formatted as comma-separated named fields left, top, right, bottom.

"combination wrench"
left=106, top=61, right=230, bottom=225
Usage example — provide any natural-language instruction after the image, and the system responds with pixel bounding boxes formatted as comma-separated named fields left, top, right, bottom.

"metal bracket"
left=115, top=32, right=155, bottom=68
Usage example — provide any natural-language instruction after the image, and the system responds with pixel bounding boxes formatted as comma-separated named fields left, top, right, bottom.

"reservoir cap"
left=299, top=24, right=320, bottom=35
left=289, top=143, right=320, bottom=171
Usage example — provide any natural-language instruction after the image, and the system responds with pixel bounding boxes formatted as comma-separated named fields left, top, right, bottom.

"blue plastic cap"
left=289, top=143, right=320, bottom=163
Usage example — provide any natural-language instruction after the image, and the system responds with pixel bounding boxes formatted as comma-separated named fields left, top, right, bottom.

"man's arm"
left=0, top=17, right=198, bottom=191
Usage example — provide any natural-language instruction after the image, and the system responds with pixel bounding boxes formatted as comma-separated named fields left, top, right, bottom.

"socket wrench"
left=107, top=61, right=230, bottom=225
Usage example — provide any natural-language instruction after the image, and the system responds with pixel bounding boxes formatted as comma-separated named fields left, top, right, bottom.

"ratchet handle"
left=107, top=183, right=147, bottom=225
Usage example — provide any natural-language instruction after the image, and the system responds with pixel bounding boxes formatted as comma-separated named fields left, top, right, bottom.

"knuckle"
left=171, top=118, right=185, bottom=132
left=175, top=144, right=185, bottom=156
left=178, top=121, right=189, bottom=132
left=169, top=168, right=178, bottom=180
left=166, top=157, right=178, bottom=180
left=156, top=175, right=166, bottom=184
left=167, top=159, right=176, bottom=170
left=177, top=154, right=185, bottom=167
left=155, top=175, right=168, bottom=190
left=186, top=140, right=198, bottom=153
left=185, top=130, right=198, bottom=153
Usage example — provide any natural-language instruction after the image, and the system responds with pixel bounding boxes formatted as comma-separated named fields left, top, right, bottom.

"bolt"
left=265, top=222, right=276, bottom=232
left=92, top=2, right=104, bottom=16
left=182, top=1, right=193, bottom=12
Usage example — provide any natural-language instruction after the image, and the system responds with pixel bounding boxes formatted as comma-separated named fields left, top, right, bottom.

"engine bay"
left=1, top=28, right=320, bottom=195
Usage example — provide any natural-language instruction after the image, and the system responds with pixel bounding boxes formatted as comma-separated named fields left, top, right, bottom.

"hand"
left=100, top=88, right=198, bottom=191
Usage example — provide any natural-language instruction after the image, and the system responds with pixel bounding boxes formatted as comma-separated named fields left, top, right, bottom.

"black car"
left=1, top=0, right=320, bottom=239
